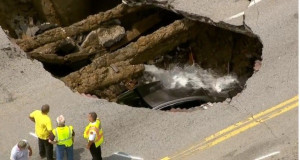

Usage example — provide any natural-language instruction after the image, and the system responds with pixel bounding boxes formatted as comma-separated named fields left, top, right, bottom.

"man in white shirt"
left=10, top=140, right=33, bottom=160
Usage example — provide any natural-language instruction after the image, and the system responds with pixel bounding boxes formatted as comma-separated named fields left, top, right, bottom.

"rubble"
left=109, top=13, right=162, bottom=51
left=31, top=0, right=61, bottom=25
left=253, top=60, right=262, bottom=72
left=200, top=102, right=213, bottom=110
left=61, top=61, right=145, bottom=93
left=16, top=4, right=143, bottom=51
left=81, top=25, right=125, bottom=48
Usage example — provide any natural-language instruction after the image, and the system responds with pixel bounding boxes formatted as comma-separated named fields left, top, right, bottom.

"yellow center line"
left=205, top=95, right=298, bottom=142
left=161, top=96, right=298, bottom=160
left=180, top=102, right=298, bottom=159
left=163, top=96, right=298, bottom=160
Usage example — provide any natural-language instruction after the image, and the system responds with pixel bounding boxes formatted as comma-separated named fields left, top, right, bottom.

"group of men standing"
left=10, top=104, right=104, bottom=160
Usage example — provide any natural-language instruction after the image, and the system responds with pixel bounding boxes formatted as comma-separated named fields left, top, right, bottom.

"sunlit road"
left=0, top=0, right=297, bottom=159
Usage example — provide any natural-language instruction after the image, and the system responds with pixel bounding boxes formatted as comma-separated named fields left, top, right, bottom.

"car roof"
left=135, top=81, right=213, bottom=110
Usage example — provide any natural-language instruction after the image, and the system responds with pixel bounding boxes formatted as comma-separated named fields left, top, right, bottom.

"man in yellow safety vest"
left=83, top=112, right=104, bottom=160
left=49, top=115, right=75, bottom=160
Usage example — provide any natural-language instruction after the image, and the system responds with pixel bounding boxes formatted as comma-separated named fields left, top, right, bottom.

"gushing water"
left=143, top=65, right=239, bottom=93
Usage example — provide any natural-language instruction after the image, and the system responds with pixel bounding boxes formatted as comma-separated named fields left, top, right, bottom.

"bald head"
left=41, top=104, right=50, bottom=114
left=56, top=115, right=65, bottom=127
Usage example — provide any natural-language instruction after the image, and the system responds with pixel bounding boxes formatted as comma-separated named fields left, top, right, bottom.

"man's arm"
left=29, top=116, right=35, bottom=123
left=10, top=148, right=17, bottom=160
left=83, top=126, right=89, bottom=139
left=97, top=119, right=102, bottom=129
left=86, top=130, right=95, bottom=149
left=86, top=140, right=93, bottom=149
left=22, top=140, right=32, bottom=156
left=48, top=131, right=57, bottom=144
left=72, top=130, right=75, bottom=143
left=29, top=111, right=36, bottom=123
left=10, top=155, right=16, bottom=160
left=28, top=145, right=32, bottom=156
left=46, top=119, right=53, bottom=136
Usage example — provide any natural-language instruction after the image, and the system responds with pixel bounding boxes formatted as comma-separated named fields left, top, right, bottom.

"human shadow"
left=103, top=152, right=143, bottom=160
left=74, top=147, right=85, bottom=160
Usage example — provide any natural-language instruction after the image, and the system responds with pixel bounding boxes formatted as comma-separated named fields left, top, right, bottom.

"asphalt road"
left=0, top=0, right=298, bottom=160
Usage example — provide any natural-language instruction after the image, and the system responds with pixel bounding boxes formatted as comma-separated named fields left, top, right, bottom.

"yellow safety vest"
left=53, top=126, right=73, bottom=147
left=83, top=119, right=104, bottom=148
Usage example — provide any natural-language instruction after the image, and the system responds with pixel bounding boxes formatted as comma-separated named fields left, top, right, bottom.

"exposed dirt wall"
left=0, top=0, right=37, bottom=38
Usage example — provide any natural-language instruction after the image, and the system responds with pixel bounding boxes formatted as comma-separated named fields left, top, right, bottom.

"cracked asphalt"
left=0, top=0, right=298, bottom=159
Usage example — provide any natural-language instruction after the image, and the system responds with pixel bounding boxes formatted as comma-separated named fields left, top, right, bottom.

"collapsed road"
left=3, top=1, right=262, bottom=109
left=0, top=0, right=298, bottom=159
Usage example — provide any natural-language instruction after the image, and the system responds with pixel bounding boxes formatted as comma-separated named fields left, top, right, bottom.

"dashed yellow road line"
left=161, top=96, right=298, bottom=160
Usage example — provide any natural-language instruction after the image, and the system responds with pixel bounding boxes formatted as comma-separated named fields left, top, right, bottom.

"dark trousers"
left=90, top=143, right=102, bottom=160
left=38, top=138, right=53, bottom=160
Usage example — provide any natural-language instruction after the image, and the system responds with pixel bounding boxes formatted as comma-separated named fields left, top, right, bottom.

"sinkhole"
left=1, top=0, right=263, bottom=111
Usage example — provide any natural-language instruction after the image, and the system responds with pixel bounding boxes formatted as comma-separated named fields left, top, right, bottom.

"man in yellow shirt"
left=29, top=104, right=53, bottom=160
left=83, top=112, right=104, bottom=160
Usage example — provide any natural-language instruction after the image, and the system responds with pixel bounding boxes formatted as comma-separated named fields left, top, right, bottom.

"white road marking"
left=225, top=0, right=263, bottom=21
left=225, top=12, right=245, bottom=21
left=254, top=151, right=280, bottom=160
left=29, top=132, right=38, bottom=139
left=113, top=152, right=144, bottom=160
left=248, top=0, right=262, bottom=8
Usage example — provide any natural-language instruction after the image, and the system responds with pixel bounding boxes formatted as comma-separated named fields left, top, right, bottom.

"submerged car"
left=117, top=81, right=225, bottom=110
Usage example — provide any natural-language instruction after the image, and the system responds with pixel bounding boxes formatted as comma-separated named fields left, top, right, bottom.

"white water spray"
left=143, top=65, right=239, bottom=93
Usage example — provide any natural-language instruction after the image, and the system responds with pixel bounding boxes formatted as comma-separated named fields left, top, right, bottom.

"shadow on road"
left=74, top=147, right=85, bottom=160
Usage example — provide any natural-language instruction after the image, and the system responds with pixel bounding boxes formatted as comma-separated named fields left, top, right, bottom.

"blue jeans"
left=56, top=144, right=73, bottom=160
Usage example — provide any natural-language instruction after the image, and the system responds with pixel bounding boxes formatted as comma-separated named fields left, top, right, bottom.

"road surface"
left=0, top=0, right=297, bottom=159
